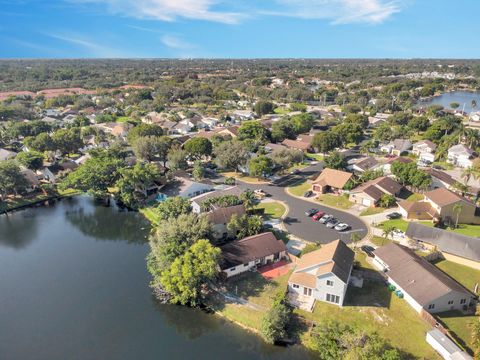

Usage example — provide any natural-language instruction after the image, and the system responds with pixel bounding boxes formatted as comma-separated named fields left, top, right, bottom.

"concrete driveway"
left=236, top=163, right=368, bottom=244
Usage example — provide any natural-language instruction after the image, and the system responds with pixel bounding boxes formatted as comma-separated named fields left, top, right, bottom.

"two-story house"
left=288, top=240, right=354, bottom=311
left=447, top=144, right=475, bottom=168
left=412, top=140, right=437, bottom=163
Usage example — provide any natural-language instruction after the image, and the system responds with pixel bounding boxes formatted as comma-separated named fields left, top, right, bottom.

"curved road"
left=236, top=163, right=368, bottom=244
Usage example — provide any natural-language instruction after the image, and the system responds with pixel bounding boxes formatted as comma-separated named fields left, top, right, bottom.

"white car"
left=334, top=223, right=349, bottom=231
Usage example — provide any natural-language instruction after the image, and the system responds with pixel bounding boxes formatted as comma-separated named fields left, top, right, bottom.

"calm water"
left=417, top=90, right=480, bottom=113
left=0, top=196, right=309, bottom=360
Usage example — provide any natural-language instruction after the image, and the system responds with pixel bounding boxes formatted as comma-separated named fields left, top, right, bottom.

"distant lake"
left=416, top=90, right=480, bottom=113
left=0, top=196, right=310, bottom=360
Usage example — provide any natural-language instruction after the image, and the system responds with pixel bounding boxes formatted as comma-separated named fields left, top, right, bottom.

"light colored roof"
left=449, top=144, right=474, bottom=155
left=374, top=243, right=473, bottom=306
left=281, top=138, right=311, bottom=151
left=0, top=148, right=17, bottom=161
left=414, top=140, right=437, bottom=151
left=191, top=186, right=243, bottom=206
left=313, top=168, right=353, bottom=189
left=425, top=188, right=466, bottom=207
left=289, top=272, right=317, bottom=288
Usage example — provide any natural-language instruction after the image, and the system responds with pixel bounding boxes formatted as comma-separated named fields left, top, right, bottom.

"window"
left=326, top=294, right=340, bottom=304
left=326, top=280, right=334, bottom=287
left=428, top=304, right=435, bottom=310
left=303, top=288, right=312, bottom=296
left=293, top=284, right=299, bottom=289
left=230, top=267, right=236, bottom=271
left=447, top=300, right=454, bottom=305
left=460, top=298, right=466, bottom=304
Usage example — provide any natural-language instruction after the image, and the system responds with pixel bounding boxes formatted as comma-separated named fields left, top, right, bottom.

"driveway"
left=236, top=163, right=368, bottom=244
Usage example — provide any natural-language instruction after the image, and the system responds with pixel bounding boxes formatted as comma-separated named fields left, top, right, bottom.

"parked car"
left=305, top=208, right=319, bottom=217
left=319, top=214, right=333, bottom=223
left=312, top=211, right=326, bottom=221
left=361, top=245, right=375, bottom=257
left=254, top=189, right=269, bottom=199
left=326, top=219, right=339, bottom=228
left=386, top=212, right=402, bottom=220
left=263, top=223, right=274, bottom=230
left=291, top=169, right=301, bottom=175
left=334, top=223, right=349, bottom=231
left=303, top=190, right=313, bottom=198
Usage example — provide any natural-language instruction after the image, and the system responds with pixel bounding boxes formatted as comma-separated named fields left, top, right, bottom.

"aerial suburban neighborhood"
left=2, top=3, right=480, bottom=358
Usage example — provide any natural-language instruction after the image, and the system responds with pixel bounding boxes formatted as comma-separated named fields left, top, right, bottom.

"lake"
left=0, top=196, right=309, bottom=360
left=416, top=90, right=480, bottom=113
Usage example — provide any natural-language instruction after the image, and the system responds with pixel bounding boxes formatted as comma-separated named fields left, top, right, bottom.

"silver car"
left=326, top=219, right=339, bottom=228
left=319, top=214, right=332, bottom=224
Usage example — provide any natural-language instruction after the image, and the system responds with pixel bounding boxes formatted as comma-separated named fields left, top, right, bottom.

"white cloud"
left=45, top=33, right=125, bottom=57
left=70, top=0, right=246, bottom=24
left=265, top=0, right=402, bottom=24
left=161, top=34, right=194, bottom=50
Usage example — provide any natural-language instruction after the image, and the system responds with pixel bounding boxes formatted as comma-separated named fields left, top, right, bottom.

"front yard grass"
left=432, top=259, right=480, bottom=292
left=406, top=192, right=424, bottom=201
left=287, top=180, right=311, bottom=197
left=436, top=310, right=477, bottom=354
left=305, top=153, right=324, bottom=161
left=359, top=207, right=386, bottom=216
left=316, top=194, right=353, bottom=210
left=370, top=236, right=392, bottom=247
left=404, top=221, right=480, bottom=237
left=253, top=201, right=286, bottom=220
left=221, top=172, right=269, bottom=184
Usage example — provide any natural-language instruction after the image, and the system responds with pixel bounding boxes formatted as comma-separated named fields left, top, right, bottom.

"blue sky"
left=0, top=0, right=479, bottom=58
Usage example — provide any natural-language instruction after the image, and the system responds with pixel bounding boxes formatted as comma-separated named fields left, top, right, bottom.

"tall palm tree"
left=462, top=167, right=475, bottom=187
left=240, top=189, right=256, bottom=210
left=382, top=225, right=396, bottom=244
left=453, top=203, right=463, bottom=229
left=350, top=232, right=361, bottom=250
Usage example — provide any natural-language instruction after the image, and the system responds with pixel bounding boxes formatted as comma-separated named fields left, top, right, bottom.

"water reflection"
left=0, top=212, right=38, bottom=249
left=64, top=197, right=151, bottom=243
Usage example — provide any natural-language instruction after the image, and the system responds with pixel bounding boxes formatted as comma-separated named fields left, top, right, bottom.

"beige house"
left=312, top=168, right=353, bottom=194
left=398, top=188, right=480, bottom=225
left=349, top=176, right=402, bottom=207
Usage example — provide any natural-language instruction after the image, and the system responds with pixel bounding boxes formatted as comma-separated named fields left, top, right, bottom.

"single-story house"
left=288, top=240, right=354, bottom=310
left=426, top=168, right=457, bottom=191
left=349, top=176, right=403, bottom=207
left=281, top=134, right=314, bottom=152
left=373, top=243, right=476, bottom=314
left=375, top=156, right=413, bottom=175
left=398, top=188, right=480, bottom=224
left=159, top=176, right=214, bottom=199
left=20, top=168, right=40, bottom=193
left=350, top=157, right=379, bottom=173
left=447, top=144, right=475, bottom=168
left=426, top=329, right=472, bottom=360
left=406, top=222, right=480, bottom=271
left=312, top=168, right=353, bottom=194
left=219, top=232, right=287, bottom=278
left=195, top=126, right=239, bottom=140
left=190, top=186, right=243, bottom=213
left=380, top=139, right=412, bottom=156
left=207, top=204, right=246, bottom=240
left=265, top=143, right=286, bottom=153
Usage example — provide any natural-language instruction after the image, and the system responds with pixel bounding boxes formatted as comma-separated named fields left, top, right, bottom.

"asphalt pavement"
left=236, top=162, right=368, bottom=244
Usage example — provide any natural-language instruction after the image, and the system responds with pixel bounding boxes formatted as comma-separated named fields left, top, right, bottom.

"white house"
left=219, top=232, right=287, bottom=278
left=288, top=240, right=354, bottom=311
left=190, top=186, right=243, bottom=213
left=160, top=176, right=214, bottom=199
left=380, top=139, right=412, bottom=156
left=426, top=329, right=472, bottom=360
left=447, top=144, right=475, bottom=168
left=373, top=243, right=475, bottom=314
left=413, top=140, right=437, bottom=163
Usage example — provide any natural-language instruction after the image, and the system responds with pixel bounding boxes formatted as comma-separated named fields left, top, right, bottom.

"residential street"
left=234, top=163, right=369, bottom=244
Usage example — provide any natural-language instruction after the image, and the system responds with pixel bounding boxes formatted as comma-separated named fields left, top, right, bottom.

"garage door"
left=362, top=198, right=371, bottom=206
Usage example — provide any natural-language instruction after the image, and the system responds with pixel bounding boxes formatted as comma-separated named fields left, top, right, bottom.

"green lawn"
left=221, top=172, right=269, bottom=184
left=287, top=180, right=311, bottom=197
left=316, top=194, right=353, bottom=210
left=432, top=161, right=454, bottom=170
left=406, top=193, right=424, bottom=201
left=437, top=311, right=477, bottom=354
left=274, top=107, right=290, bottom=115
left=139, top=207, right=161, bottom=225
left=305, top=153, right=324, bottom=161
left=0, top=188, right=80, bottom=212
left=433, top=259, right=480, bottom=292
left=297, top=281, right=438, bottom=359
left=371, top=236, right=392, bottom=247
left=413, top=221, right=480, bottom=237
left=253, top=201, right=286, bottom=220
left=377, top=219, right=432, bottom=233
left=354, top=251, right=375, bottom=270
left=360, top=207, right=386, bottom=216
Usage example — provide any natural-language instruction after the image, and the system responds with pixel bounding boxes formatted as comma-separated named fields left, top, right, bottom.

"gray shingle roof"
left=406, top=222, right=480, bottom=262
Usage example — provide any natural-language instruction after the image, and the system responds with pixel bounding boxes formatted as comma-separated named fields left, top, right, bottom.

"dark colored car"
left=312, top=211, right=326, bottom=221
left=304, top=190, right=313, bottom=198
left=386, top=212, right=402, bottom=220
left=361, top=245, right=375, bottom=257
left=305, top=208, right=319, bottom=217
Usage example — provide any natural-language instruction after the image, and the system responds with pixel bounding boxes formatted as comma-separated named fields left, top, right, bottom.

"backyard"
left=436, top=310, right=477, bottom=354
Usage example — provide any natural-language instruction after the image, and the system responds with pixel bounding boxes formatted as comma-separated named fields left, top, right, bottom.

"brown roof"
left=313, top=168, right=353, bottom=189
left=207, top=204, right=246, bottom=225
left=374, top=243, right=473, bottom=306
left=350, top=176, right=402, bottom=201
left=425, top=169, right=455, bottom=186
left=398, top=200, right=434, bottom=215
left=220, top=232, right=286, bottom=269
left=387, top=157, right=413, bottom=164
left=293, top=240, right=354, bottom=283
left=425, top=188, right=465, bottom=207
left=281, top=139, right=311, bottom=151
left=354, top=157, right=378, bottom=171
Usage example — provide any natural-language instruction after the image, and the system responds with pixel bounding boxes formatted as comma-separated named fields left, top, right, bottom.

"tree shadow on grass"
left=344, top=280, right=391, bottom=308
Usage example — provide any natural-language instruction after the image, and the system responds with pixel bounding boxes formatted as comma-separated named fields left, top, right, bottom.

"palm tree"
left=453, top=203, right=463, bottom=229
left=452, top=181, right=469, bottom=197
left=350, top=232, right=361, bottom=250
left=462, top=167, right=475, bottom=187
left=240, top=189, right=256, bottom=210
left=382, top=225, right=396, bottom=245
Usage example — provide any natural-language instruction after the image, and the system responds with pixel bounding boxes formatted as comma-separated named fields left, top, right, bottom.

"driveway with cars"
left=235, top=163, right=369, bottom=244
